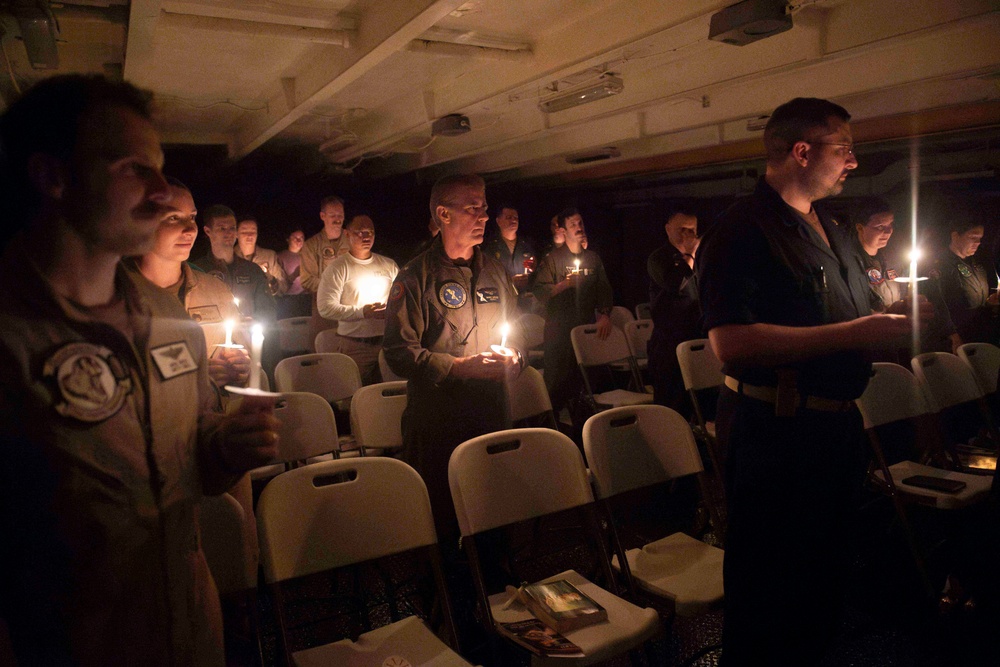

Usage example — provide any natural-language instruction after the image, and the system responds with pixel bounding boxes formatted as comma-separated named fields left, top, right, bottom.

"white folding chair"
left=623, top=319, right=653, bottom=371
left=583, top=405, right=724, bottom=617
left=276, top=316, right=314, bottom=357
left=608, top=305, right=635, bottom=331
left=516, top=312, right=546, bottom=368
left=448, top=428, right=661, bottom=665
left=570, top=325, right=653, bottom=410
left=350, top=380, right=407, bottom=456
left=507, top=366, right=557, bottom=429
left=957, top=342, right=1000, bottom=396
left=675, top=339, right=726, bottom=476
left=912, top=352, right=999, bottom=471
left=313, top=328, right=339, bottom=354
left=379, top=348, right=405, bottom=382
left=274, top=352, right=361, bottom=403
left=257, top=458, right=473, bottom=667
left=248, top=391, right=344, bottom=481
left=634, top=303, right=651, bottom=321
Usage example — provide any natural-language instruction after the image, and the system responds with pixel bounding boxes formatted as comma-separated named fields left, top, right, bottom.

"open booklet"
left=496, top=618, right=584, bottom=658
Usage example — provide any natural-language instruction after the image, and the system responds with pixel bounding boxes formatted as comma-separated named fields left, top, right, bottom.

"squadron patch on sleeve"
left=43, top=343, right=132, bottom=423
left=150, top=341, right=198, bottom=380
left=958, top=264, right=972, bottom=278
left=866, top=268, right=884, bottom=285
left=389, top=281, right=404, bottom=302
left=438, top=282, right=467, bottom=309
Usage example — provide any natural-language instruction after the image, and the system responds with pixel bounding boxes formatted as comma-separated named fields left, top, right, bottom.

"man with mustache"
left=0, top=75, right=279, bottom=665
left=698, top=97, right=924, bottom=665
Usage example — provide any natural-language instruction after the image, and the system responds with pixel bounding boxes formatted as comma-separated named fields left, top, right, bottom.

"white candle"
left=573, top=258, right=581, bottom=274
left=249, top=323, right=264, bottom=390
left=224, top=319, right=234, bottom=347
left=357, top=276, right=388, bottom=305
left=500, top=322, right=510, bottom=349
left=233, top=296, right=240, bottom=311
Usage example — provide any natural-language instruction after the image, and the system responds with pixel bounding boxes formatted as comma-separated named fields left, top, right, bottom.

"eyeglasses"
left=808, top=141, right=855, bottom=157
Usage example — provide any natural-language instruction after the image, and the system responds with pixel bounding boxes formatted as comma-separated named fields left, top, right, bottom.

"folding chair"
left=623, top=319, right=653, bottom=373
left=675, top=339, right=726, bottom=478
left=508, top=366, right=558, bottom=429
left=856, top=363, right=992, bottom=597
left=570, top=325, right=652, bottom=410
left=582, top=405, right=724, bottom=617
left=448, top=428, right=661, bottom=665
left=313, top=328, right=339, bottom=354
left=350, top=380, right=407, bottom=456
left=257, top=458, right=473, bottom=666
left=200, top=493, right=261, bottom=665
left=957, top=342, right=1000, bottom=413
left=608, top=305, right=635, bottom=331
left=275, top=353, right=363, bottom=452
left=277, top=316, right=314, bottom=358
left=516, top=312, right=546, bottom=368
left=379, top=348, right=405, bottom=382
left=634, top=303, right=651, bottom=321
left=911, top=352, right=999, bottom=472
left=248, top=390, right=345, bottom=483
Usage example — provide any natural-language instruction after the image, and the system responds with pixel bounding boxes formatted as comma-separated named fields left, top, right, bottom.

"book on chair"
left=496, top=619, right=584, bottom=657
left=516, top=579, right=608, bottom=634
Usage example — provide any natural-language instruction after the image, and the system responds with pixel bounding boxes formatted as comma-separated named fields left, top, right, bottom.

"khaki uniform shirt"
left=299, top=231, right=348, bottom=294
left=236, top=246, right=287, bottom=296
left=0, top=245, right=236, bottom=666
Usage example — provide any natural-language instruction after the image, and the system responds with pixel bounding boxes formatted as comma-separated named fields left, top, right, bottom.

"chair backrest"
left=855, top=363, right=931, bottom=428
left=624, top=319, right=653, bottom=361
left=635, top=302, right=651, bottom=321
left=507, top=366, right=553, bottom=423
left=958, top=342, right=1000, bottom=395
left=270, top=392, right=340, bottom=462
left=676, top=339, right=724, bottom=392
left=583, top=405, right=703, bottom=500
left=379, top=348, right=405, bottom=382
left=516, top=312, right=545, bottom=349
left=276, top=316, right=314, bottom=356
left=313, top=328, right=339, bottom=354
left=571, top=324, right=634, bottom=367
left=350, top=381, right=407, bottom=451
left=257, top=458, right=438, bottom=583
left=200, top=493, right=255, bottom=594
left=274, top=352, right=362, bottom=402
left=609, top=305, right=635, bottom=330
left=911, top=352, right=983, bottom=411
left=448, top=428, right=593, bottom=536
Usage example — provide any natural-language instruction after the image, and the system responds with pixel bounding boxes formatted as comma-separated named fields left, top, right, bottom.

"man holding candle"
left=125, top=179, right=250, bottom=389
left=697, top=97, right=926, bottom=665
left=532, top=207, right=613, bottom=421
left=317, top=214, right=399, bottom=385
left=383, top=174, right=522, bottom=535
left=0, top=75, right=280, bottom=664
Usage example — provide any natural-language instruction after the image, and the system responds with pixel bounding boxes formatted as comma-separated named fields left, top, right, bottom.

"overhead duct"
left=158, top=10, right=351, bottom=47
left=709, top=0, right=792, bottom=47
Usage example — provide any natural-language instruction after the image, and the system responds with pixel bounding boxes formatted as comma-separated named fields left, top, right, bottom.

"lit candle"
left=357, top=276, right=388, bottom=306
left=224, top=319, right=234, bottom=347
left=573, top=258, right=581, bottom=274
left=249, top=323, right=264, bottom=390
left=500, top=321, right=510, bottom=349
left=233, top=296, right=241, bottom=312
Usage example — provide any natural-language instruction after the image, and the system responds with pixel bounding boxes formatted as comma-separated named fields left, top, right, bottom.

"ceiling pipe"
left=405, top=39, right=532, bottom=61
left=158, top=10, right=351, bottom=47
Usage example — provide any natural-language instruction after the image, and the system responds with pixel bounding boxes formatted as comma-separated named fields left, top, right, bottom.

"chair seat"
left=293, top=615, right=475, bottom=667
left=873, top=460, right=991, bottom=509
left=593, top=389, right=654, bottom=409
left=488, top=569, right=660, bottom=666
left=613, top=533, right=724, bottom=617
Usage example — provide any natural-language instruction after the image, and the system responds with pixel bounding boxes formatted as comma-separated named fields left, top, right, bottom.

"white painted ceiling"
left=1, top=0, right=998, bottom=183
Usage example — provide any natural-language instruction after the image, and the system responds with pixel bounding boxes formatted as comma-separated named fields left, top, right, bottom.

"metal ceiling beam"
left=230, top=0, right=467, bottom=159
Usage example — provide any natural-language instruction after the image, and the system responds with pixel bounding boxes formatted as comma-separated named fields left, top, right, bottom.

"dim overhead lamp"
left=539, top=75, right=624, bottom=114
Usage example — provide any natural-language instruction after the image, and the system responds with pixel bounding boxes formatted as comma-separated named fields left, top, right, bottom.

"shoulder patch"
left=389, top=281, right=404, bottom=302
left=43, top=343, right=132, bottom=423
left=866, top=268, right=884, bottom=285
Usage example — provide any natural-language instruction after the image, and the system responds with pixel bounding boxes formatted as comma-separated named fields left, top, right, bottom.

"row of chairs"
left=256, top=403, right=723, bottom=665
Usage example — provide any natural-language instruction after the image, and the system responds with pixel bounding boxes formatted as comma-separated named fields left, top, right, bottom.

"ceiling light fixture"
left=539, top=74, right=624, bottom=114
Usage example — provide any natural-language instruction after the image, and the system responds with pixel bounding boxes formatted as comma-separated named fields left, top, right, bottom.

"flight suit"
left=299, top=231, right=349, bottom=340
left=236, top=245, right=287, bottom=296
left=190, top=253, right=275, bottom=325
left=0, top=243, right=237, bottom=666
left=932, top=251, right=995, bottom=344
left=698, top=178, right=872, bottom=665
left=383, top=237, right=520, bottom=533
